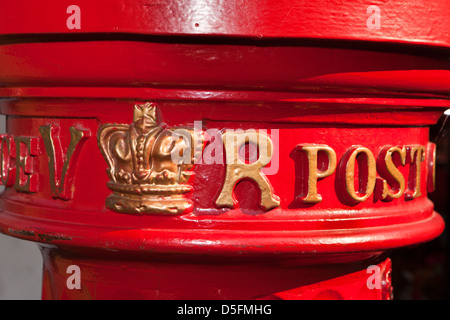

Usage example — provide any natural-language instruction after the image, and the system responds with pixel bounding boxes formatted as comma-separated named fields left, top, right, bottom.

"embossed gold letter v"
left=39, top=125, right=90, bottom=200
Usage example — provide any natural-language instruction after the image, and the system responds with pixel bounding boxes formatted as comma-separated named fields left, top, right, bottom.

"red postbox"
left=0, top=0, right=449, bottom=300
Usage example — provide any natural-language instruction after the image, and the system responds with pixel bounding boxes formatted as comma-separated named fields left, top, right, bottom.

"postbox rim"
left=0, top=205, right=444, bottom=258
left=0, top=0, right=450, bottom=48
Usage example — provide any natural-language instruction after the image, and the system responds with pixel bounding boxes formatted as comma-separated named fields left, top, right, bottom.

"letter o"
left=344, top=146, right=377, bottom=202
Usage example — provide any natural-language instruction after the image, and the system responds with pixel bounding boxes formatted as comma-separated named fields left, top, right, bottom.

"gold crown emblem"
left=97, top=102, right=202, bottom=215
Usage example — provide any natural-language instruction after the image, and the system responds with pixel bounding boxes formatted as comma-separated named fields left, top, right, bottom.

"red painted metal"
left=0, top=0, right=449, bottom=300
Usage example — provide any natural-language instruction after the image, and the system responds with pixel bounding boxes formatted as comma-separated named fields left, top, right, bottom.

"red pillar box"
left=0, top=0, right=449, bottom=300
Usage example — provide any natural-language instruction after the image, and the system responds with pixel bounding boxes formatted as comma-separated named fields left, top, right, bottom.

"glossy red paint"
left=0, top=0, right=449, bottom=300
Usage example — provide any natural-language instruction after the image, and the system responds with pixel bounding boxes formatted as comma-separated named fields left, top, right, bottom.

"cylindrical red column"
left=0, top=0, right=449, bottom=300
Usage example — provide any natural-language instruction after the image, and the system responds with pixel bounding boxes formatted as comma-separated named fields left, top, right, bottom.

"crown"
left=97, top=102, right=202, bottom=215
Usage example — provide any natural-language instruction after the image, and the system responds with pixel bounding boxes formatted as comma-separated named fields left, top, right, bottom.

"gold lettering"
left=215, top=130, right=280, bottom=210
left=296, top=145, right=336, bottom=203
left=13, top=136, right=40, bottom=192
left=377, top=146, right=406, bottom=200
left=405, top=145, right=425, bottom=200
left=40, top=125, right=90, bottom=200
left=344, top=146, right=376, bottom=202
left=0, top=135, right=15, bottom=186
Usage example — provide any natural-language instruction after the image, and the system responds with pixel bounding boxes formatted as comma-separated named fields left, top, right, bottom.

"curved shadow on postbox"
left=234, top=179, right=270, bottom=216
left=191, top=164, right=228, bottom=216
left=191, top=133, right=234, bottom=216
